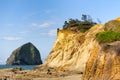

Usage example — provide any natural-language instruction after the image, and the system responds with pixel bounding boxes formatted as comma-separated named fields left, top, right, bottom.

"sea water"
left=0, top=65, right=37, bottom=70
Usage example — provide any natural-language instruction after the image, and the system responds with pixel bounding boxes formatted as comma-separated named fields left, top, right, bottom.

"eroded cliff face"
left=44, top=24, right=104, bottom=72
left=82, top=41, right=120, bottom=80
left=81, top=19, right=120, bottom=80
left=40, top=19, right=120, bottom=80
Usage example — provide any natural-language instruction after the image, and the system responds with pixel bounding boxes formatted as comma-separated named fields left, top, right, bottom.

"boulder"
left=6, top=42, right=42, bottom=65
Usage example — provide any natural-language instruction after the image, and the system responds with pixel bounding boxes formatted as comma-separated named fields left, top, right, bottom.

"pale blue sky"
left=0, top=0, right=120, bottom=64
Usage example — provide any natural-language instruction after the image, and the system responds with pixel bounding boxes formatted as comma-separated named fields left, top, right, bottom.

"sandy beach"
left=0, top=68, right=82, bottom=80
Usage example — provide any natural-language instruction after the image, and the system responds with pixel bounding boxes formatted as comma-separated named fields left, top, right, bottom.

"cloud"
left=40, top=29, right=57, bottom=36
left=6, top=23, right=14, bottom=26
left=31, top=22, right=54, bottom=28
left=2, top=37, right=22, bottom=41
left=48, top=29, right=57, bottom=36
left=44, top=10, right=52, bottom=14
left=19, top=31, right=30, bottom=34
left=23, top=10, right=52, bottom=20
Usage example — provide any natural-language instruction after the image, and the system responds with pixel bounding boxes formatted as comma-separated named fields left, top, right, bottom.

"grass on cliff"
left=96, top=31, right=120, bottom=43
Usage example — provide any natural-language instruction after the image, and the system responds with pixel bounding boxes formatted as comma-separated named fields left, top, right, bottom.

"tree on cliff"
left=81, top=14, right=93, bottom=23
left=63, top=14, right=96, bottom=32
left=63, top=21, right=68, bottom=29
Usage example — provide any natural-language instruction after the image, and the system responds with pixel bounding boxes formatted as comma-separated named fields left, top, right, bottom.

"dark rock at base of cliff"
left=6, top=42, right=42, bottom=65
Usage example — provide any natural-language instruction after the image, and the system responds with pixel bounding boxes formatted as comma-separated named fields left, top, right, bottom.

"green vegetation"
left=97, top=19, right=120, bottom=43
left=96, top=31, right=120, bottom=43
left=78, top=23, right=94, bottom=32
left=63, top=15, right=96, bottom=32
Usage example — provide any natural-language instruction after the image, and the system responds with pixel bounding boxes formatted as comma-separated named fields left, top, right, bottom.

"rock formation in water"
left=44, top=18, right=120, bottom=80
left=6, top=42, right=42, bottom=65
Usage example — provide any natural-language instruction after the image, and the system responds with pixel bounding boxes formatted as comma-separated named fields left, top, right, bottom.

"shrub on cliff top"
left=63, top=15, right=97, bottom=32
left=96, top=31, right=120, bottom=43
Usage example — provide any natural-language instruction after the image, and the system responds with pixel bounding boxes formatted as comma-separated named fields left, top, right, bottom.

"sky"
left=0, top=0, right=120, bottom=64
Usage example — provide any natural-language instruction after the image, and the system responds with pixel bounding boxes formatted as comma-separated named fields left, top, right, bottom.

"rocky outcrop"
left=82, top=19, right=120, bottom=80
left=104, top=19, right=120, bottom=32
left=6, top=42, right=42, bottom=65
left=43, top=18, right=120, bottom=80
left=82, top=41, right=120, bottom=80
left=44, top=24, right=104, bottom=72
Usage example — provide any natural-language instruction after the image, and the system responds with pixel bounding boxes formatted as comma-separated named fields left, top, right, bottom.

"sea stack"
left=6, top=42, right=42, bottom=65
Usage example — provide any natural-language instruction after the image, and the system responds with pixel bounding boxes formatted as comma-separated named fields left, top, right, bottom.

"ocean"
left=0, top=65, right=37, bottom=70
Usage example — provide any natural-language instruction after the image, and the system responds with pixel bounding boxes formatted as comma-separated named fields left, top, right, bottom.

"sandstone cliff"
left=44, top=18, right=120, bottom=80
left=6, top=42, right=42, bottom=65
left=82, top=41, right=120, bottom=80
left=82, top=19, right=120, bottom=80
left=44, top=24, right=104, bottom=72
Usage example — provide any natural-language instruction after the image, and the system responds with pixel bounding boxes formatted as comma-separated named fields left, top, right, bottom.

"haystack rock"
left=6, top=42, right=42, bottom=65
left=44, top=18, right=120, bottom=80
